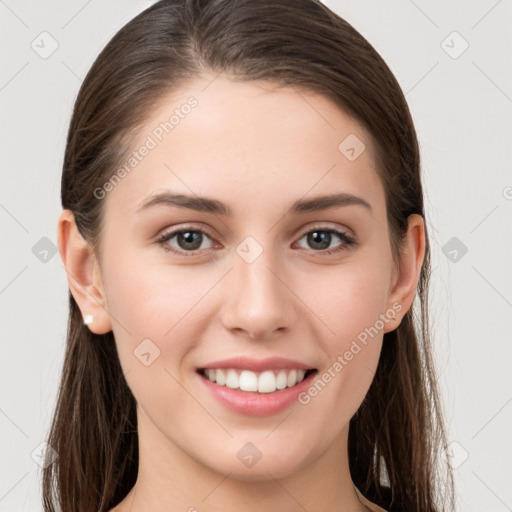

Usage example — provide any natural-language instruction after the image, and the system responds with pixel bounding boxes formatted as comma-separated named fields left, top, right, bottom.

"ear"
left=383, top=213, right=426, bottom=333
left=57, top=209, right=112, bottom=335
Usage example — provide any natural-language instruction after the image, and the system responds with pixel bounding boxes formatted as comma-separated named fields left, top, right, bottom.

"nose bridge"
left=221, top=235, right=295, bottom=338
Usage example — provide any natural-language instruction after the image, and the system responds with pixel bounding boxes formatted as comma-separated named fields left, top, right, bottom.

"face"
left=89, top=74, right=405, bottom=480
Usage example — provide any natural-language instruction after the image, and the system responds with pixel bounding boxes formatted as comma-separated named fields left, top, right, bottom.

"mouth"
left=197, top=367, right=318, bottom=394
left=195, top=356, right=319, bottom=416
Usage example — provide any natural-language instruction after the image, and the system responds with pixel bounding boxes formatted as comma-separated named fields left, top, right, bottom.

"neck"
left=114, top=407, right=367, bottom=512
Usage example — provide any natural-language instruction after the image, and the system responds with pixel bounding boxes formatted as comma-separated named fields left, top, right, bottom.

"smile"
left=198, top=368, right=317, bottom=393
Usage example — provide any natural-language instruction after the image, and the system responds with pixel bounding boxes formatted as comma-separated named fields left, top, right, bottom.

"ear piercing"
left=83, top=314, right=94, bottom=325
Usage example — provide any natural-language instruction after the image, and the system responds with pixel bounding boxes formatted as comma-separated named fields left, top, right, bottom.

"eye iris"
left=177, top=231, right=202, bottom=250
left=308, top=230, right=331, bottom=250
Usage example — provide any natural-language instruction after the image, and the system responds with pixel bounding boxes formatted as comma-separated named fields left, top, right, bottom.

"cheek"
left=319, top=278, right=386, bottom=380
left=102, top=260, right=209, bottom=425
left=295, top=251, right=392, bottom=422
left=101, top=255, right=210, bottom=370
left=103, top=252, right=204, bottom=332
left=312, top=257, right=393, bottom=346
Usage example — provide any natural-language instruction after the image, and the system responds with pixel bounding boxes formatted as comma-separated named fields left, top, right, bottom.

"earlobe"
left=57, top=209, right=112, bottom=335
left=383, top=214, right=426, bottom=333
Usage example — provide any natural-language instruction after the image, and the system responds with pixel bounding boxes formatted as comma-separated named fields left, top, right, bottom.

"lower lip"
left=197, top=370, right=317, bottom=416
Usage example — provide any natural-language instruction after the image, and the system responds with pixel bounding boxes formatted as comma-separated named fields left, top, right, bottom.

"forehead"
left=104, top=74, right=384, bottom=219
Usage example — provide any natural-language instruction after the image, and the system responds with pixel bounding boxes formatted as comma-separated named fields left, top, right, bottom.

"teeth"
left=203, top=368, right=310, bottom=393
left=276, top=370, right=287, bottom=390
left=225, top=369, right=239, bottom=389
left=287, top=369, right=297, bottom=387
left=258, top=370, right=275, bottom=393
left=215, top=369, right=226, bottom=386
left=239, top=370, right=258, bottom=392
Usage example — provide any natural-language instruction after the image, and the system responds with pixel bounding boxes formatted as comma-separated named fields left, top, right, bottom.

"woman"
left=43, top=0, right=455, bottom=510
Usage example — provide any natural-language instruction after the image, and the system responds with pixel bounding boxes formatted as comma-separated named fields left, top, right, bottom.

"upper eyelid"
left=158, top=224, right=216, bottom=241
left=159, top=222, right=352, bottom=237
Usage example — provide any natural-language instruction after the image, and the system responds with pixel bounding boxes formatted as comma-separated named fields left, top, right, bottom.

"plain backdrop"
left=1, top=1, right=511, bottom=511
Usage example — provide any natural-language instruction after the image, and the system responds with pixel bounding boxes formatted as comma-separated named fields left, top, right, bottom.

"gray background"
left=1, top=0, right=511, bottom=510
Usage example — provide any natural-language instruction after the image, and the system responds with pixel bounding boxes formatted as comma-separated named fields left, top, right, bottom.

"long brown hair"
left=43, top=1, right=455, bottom=510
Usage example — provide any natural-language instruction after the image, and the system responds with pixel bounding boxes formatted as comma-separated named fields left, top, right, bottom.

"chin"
left=193, top=439, right=317, bottom=482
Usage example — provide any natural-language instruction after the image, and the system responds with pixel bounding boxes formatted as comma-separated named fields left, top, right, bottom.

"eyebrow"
left=136, top=191, right=372, bottom=216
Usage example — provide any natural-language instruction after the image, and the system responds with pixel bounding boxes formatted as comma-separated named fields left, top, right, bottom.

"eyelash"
left=156, top=224, right=357, bottom=257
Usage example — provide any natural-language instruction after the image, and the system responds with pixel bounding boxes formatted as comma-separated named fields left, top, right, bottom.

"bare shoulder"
left=355, top=486, right=388, bottom=512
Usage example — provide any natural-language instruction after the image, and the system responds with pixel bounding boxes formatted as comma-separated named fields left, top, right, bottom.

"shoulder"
left=355, top=486, right=389, bottom=512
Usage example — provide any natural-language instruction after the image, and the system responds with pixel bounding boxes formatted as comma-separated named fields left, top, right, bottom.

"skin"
left=58, top=74, right=425, bottom=512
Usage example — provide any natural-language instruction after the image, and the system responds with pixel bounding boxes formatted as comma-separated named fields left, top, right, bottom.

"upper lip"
left=198, top=356, right=316, bottom=372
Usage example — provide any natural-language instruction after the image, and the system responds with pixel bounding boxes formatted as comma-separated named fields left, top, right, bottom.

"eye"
left=294, top=227, right=356, bottom=255
left=156, top=225, right=356, bottom=257
left=157, top=226, right=216, bottom=255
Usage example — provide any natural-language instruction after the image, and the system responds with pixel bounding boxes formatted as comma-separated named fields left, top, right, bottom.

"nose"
left=219, top=247, right=298, bottom=340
